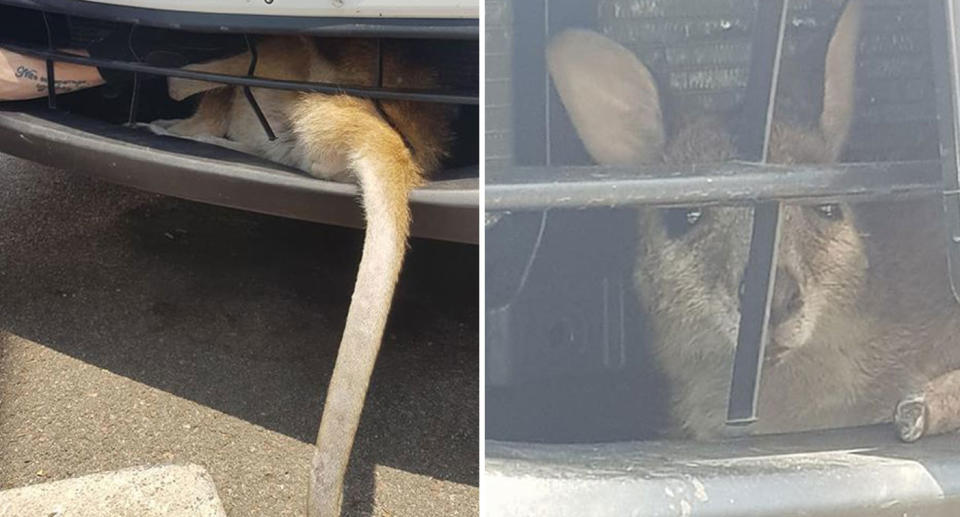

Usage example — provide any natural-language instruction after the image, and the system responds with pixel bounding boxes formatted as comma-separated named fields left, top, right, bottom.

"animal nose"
left=769, top=267, right=802, bottom=326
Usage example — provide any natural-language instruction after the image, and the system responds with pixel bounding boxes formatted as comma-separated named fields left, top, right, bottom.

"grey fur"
left=549, top=0, right=960, bottom=441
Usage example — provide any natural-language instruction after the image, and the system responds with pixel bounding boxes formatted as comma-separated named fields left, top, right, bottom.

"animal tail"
left=292, top=95, right=423, bottom=517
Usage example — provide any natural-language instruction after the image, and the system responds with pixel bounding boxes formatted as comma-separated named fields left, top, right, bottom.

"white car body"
left=77, top=0, right=478, bottom=19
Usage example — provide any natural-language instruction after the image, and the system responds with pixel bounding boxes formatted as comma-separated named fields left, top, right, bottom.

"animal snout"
left=769, top=267, right=803, bottom=326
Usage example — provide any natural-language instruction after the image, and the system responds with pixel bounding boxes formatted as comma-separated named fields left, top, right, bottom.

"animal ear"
left=546, top=29, right=665, bottom=165
left=820, top=0, right=863, bottom=160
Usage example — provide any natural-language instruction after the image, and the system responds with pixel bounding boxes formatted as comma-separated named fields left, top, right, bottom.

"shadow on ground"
left=0, top=156, right=478, bottom=514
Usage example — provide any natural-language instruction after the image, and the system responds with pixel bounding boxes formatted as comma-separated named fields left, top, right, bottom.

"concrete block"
left=0, top=464, right=226, bottom=516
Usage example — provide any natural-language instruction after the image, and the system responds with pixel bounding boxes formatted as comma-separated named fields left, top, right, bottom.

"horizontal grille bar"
left=2, top=43, right=479, bottom=105
left=485, top=160, right=944, bottom=210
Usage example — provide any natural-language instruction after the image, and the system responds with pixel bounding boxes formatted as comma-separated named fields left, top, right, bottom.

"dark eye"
left=813, top=203, right=843, bottom=221
left=662, top=207, right=704, bottom=238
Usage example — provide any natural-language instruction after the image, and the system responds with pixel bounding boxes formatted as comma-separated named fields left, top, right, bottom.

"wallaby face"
left=148, top=36, right=457, bottom=516
left=546, top=2, right=904, bottom=439
left=634, top=198, right=870, bottom=437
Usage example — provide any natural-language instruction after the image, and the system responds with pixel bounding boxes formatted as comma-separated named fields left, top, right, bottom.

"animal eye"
left=662, top=207, right=705, bottom=238
left=813, top=204, right=843, bottom=221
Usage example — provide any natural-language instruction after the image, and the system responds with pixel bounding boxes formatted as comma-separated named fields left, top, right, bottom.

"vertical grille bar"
left=127, top=27, right=141, bottom=125
left=242, top=34, right=277, bottom=141
left=41, top=12, right=56, bottom=109
left=726, top=0, right=790, bottom=425
left=930, top=0, right=960, bottom=306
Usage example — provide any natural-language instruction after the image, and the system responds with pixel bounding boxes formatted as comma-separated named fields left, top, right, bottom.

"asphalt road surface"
left=0, top=154, right=479, bottom=516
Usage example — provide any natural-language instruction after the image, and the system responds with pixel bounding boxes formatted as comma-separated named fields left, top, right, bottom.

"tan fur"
left=546, top=28, right=665, bottom=165
left=150, top=36, right=453, bottom=516
left=549, top=0, right=960, bottom=441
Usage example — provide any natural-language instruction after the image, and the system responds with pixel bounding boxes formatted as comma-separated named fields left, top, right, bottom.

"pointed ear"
left=820, top=0, right=863, bottom=160
left=167, top=51, right=251, bottom=101
left=546, top=29, right=665, bottom=166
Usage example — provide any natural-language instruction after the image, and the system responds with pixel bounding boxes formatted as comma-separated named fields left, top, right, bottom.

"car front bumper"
left=0, top=105, right=478, bottom=243
left=485, top=425, right=960, bottom=517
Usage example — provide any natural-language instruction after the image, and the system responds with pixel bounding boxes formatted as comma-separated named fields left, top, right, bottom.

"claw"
left=894, top=395, right=927, bottom=443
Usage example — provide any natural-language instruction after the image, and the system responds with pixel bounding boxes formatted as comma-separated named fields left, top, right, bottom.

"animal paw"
left=128, top=120, right=180, bottom=136
left=894, top=395, right=927, bottom=443
left=145, top=118, right=182, bottom=130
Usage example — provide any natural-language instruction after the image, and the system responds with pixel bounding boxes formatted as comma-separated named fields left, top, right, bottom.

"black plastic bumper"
left=0, top=106, right=478, bottom=244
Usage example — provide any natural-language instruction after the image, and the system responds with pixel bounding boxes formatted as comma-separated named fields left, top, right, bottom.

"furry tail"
left=293, top=95, right=423, bottom=517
